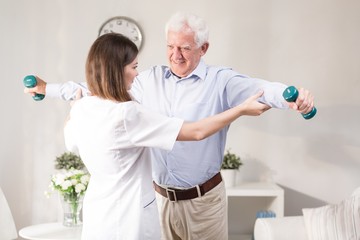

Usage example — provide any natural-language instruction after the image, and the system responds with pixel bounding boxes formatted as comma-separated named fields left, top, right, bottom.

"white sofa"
left=0, top=188, right=18, bottom=240
left=254, top=187, right=360, bottom=240
left=254, top=216, right=308, bottom=240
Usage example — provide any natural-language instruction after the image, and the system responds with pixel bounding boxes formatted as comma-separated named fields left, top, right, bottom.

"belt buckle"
left=166, top=188, right=177, bottom=202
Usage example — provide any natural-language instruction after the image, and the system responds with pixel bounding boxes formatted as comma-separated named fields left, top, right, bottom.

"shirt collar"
left=165, top=59, right=207, bottom=81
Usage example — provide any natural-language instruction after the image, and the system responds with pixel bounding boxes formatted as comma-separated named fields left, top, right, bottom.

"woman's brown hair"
left=85, top=33, right=138, bottom=102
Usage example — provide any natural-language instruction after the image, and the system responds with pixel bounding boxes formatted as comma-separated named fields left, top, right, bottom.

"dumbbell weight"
left=23, top=75, right=45, bottom=101
left=282, top=86, right=316, bottom=120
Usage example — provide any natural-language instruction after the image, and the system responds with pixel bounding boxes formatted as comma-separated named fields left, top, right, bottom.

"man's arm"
left=226, top=75, right=315, bottom=115
left=178, top=91, right=271, bottom=141
left=23, top=76, right=90, bottom=101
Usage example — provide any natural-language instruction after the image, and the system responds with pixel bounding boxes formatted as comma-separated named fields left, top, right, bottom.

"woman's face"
left=124, top=57, right=139, bottom=90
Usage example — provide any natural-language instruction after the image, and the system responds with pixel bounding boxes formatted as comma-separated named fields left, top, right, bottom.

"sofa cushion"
left=0, top=188, right=18, bottom=240
left=302, top=188, right=360, bottom=240
left=254, top=216, right=308, bottom=240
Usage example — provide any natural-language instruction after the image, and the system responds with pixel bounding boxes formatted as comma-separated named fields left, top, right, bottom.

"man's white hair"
left=165, top=12, right=209, bottom=48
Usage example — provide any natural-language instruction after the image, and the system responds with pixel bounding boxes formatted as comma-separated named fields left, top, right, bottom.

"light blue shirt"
left=47, top=59, right=288, bottom=188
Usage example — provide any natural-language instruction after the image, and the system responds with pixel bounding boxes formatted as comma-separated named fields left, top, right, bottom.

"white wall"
left=1, top=0, right=359, bottom=235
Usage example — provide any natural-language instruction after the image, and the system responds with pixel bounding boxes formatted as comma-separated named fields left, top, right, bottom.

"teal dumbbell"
left=282, top=86, right=316, bottom=120
left=23, top=75, right=45, bottom=101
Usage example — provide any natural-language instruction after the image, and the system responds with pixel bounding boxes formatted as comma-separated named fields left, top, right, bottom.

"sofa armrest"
left=0, top=188, right=18, bottom=240
left=254, top=216, right=308, bottom=240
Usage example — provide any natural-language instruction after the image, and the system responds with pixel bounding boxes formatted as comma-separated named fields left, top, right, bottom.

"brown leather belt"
left=153, top=172, right=222, bottom=202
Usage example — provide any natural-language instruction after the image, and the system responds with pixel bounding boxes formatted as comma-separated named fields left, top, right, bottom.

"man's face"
left=167, top=30, right=208, bottom=78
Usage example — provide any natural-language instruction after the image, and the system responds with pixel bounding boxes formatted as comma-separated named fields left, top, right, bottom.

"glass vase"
left=60, top=193, right=83, bottom=227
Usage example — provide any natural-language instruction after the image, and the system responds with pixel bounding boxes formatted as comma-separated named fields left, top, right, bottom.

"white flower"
left=80, top=175, right=90, bottom=184
left=53, top=173, right=66, bottom=186
left=46, top=168, right=90, bottom=198
left=75, top=183, right=86, bottom=193
left=61, top=180, right=72, bottom=190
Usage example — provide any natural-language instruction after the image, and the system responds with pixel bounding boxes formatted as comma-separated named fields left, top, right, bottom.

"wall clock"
left=99, top=16, right=143, bottom=50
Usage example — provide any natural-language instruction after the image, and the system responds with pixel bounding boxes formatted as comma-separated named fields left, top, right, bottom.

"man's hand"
left=287, top=87, right=315, bottom=115
left=23, top=76, right=46, bottom=97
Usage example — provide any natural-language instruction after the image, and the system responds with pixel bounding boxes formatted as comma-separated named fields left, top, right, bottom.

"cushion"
left=302, top=188, right=360, bottom=240
left=0, top=188, right=18, bottom=239
left=254, top=216, right=308, bottom=240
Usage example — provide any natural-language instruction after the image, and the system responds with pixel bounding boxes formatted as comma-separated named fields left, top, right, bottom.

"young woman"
left=64, top=33, right=269, bottom=240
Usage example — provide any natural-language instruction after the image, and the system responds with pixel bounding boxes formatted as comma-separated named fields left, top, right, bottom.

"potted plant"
left=221, top=149, right=243, bottom=188
left=54, top=152, right=86, bottom=171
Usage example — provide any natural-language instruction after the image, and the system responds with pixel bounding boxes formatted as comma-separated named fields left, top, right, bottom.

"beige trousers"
left=155, top=181, right=228, bottom=240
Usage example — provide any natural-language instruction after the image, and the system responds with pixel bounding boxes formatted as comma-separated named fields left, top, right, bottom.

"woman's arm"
left=177, top=91, right=270, bottom=141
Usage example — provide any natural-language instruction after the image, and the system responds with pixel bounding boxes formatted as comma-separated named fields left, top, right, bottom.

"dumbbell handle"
left=282, top=86, right=316, bottom=120
left=23, top=75, right=45, bottom=101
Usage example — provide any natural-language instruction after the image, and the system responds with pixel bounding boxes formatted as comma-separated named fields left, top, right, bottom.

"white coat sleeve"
left=63, top=109, right=78, bottom=152
left=123, top=102, right=184, bottom=151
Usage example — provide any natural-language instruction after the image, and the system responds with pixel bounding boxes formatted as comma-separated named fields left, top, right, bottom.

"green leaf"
left=221, top=149, right=243, bottom=169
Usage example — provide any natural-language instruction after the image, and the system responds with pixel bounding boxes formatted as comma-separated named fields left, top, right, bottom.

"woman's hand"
left=240, top=90, right=271, bottom=116
left=70, top=89, right=83, bottom=107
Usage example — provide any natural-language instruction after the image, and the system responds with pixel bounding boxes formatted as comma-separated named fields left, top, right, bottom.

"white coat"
left=64, top=97, right=183, bottom=240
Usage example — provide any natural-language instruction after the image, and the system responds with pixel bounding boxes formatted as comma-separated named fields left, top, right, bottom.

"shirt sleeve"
left=123, top=102, right=184, bottom=151
left=224, top=71, right=289, bottom=109
left=46, top=81, right=90, bottom=101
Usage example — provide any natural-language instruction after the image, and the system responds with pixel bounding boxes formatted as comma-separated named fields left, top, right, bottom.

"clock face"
left=99, top=16, right=143, bottom=50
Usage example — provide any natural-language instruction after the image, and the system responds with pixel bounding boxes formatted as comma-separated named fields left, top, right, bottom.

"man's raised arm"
left=23, top=76, right=90, bottom=101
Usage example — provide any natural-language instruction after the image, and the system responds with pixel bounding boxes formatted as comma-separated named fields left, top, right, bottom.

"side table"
left=19, top=222, right=82, bottom=240
left=226, top=182, right=284, bottom=240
